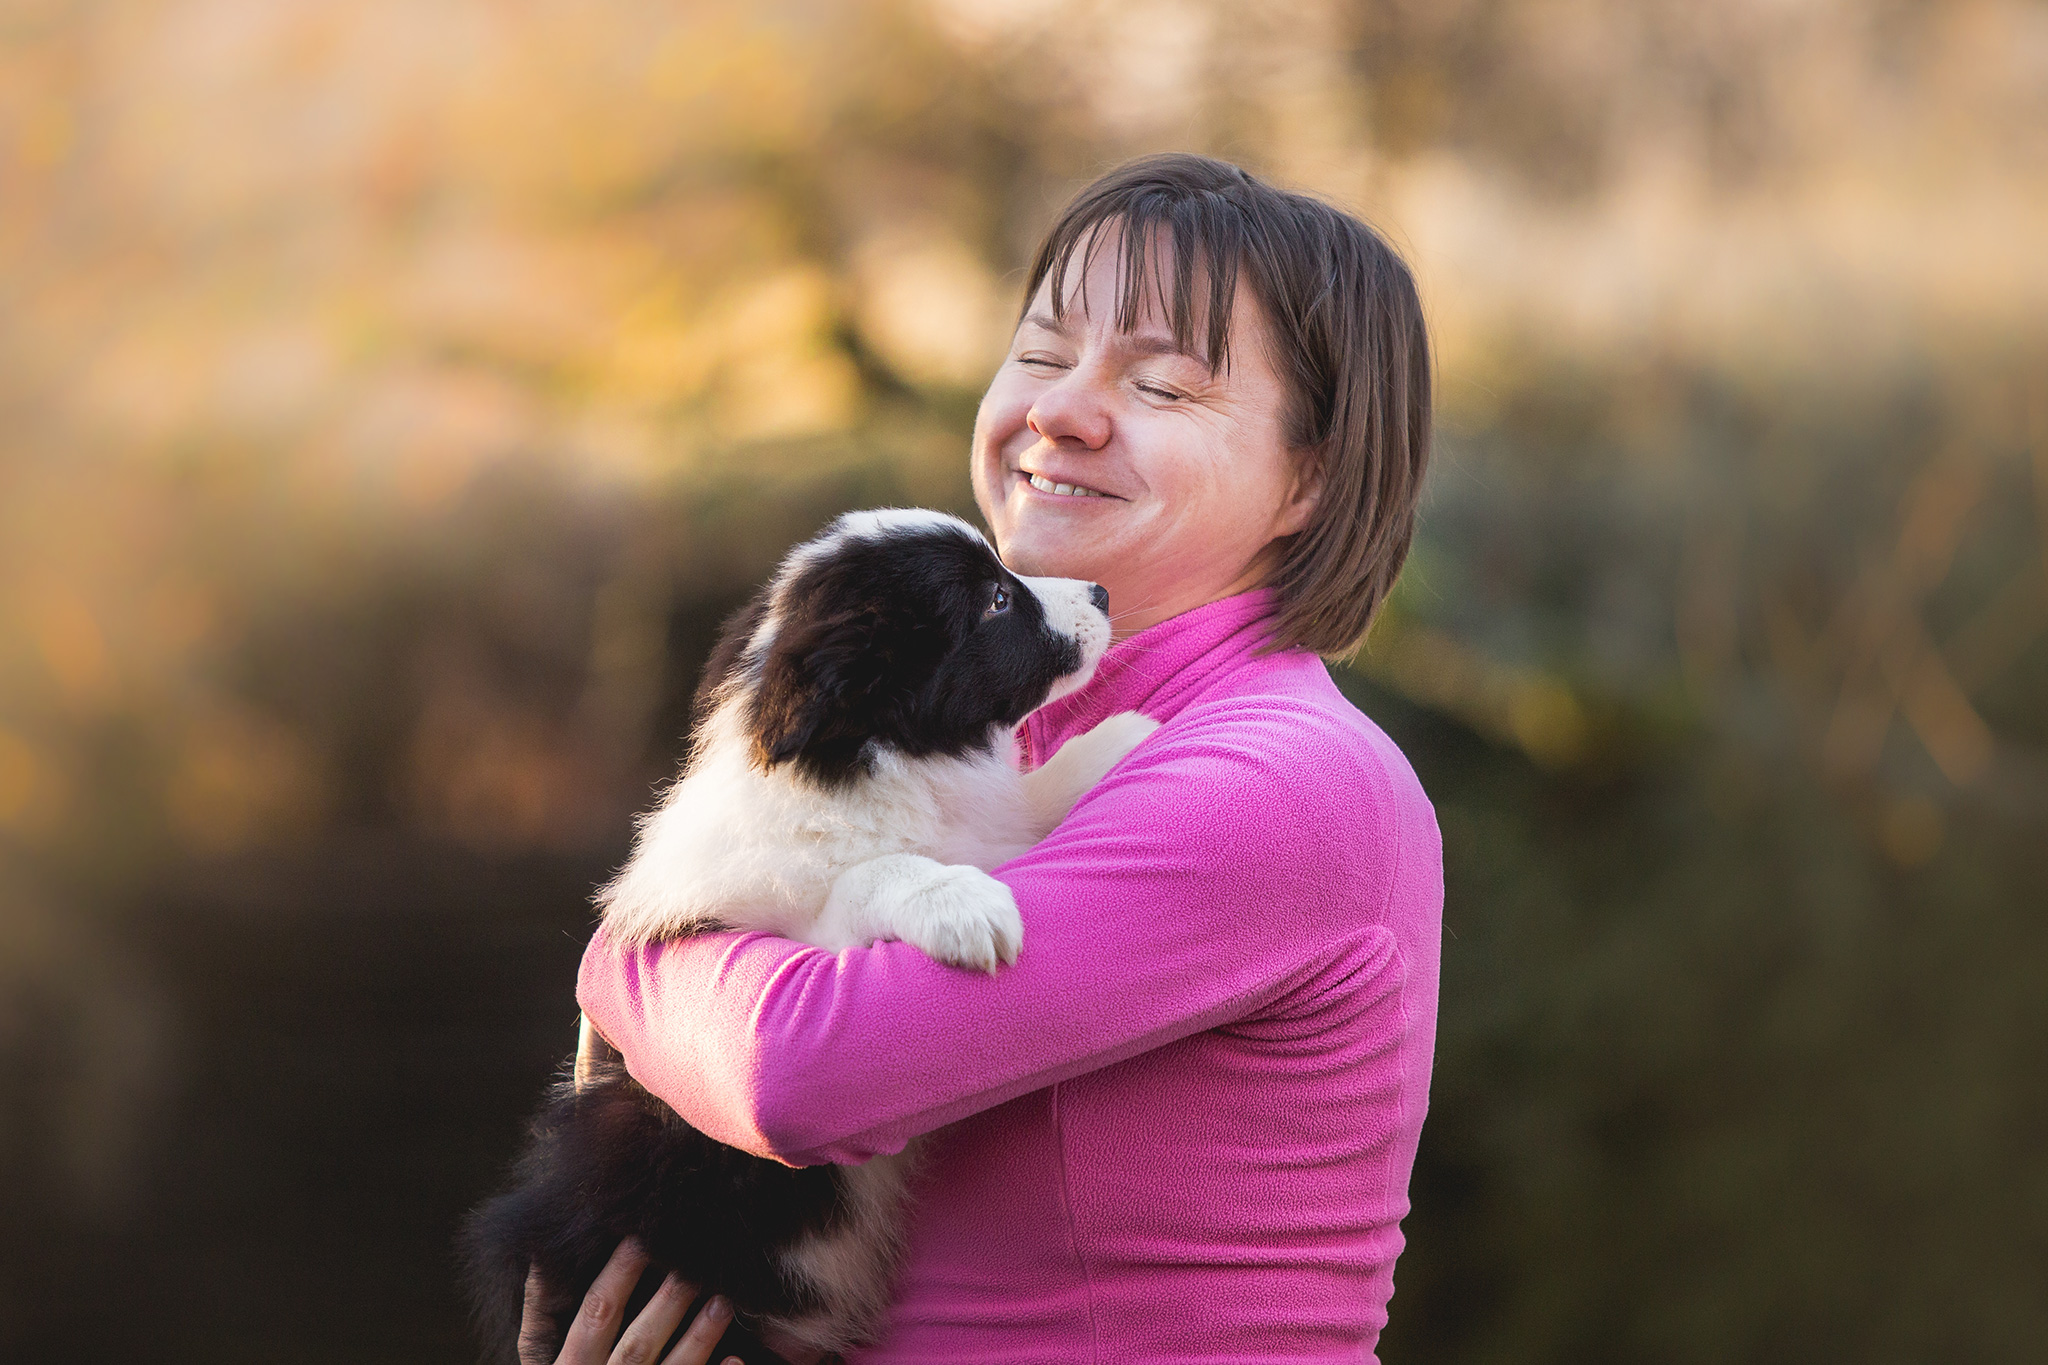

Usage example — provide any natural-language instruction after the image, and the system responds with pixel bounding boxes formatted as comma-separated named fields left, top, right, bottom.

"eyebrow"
left=1020, top=311, right=1209, bottom=366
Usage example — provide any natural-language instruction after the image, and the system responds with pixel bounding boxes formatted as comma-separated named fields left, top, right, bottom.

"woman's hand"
left=521, top=1239, right=740, bottom=1365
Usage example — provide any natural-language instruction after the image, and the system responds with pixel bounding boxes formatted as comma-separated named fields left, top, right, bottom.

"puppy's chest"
left=890, top=761, right=1036, bottom=870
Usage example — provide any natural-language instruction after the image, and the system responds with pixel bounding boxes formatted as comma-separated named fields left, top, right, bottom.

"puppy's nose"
left=1088, top=584, right=1109, bottom=613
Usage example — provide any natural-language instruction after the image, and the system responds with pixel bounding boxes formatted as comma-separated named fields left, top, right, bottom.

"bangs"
left=1031, top=188, right=1254, bottom=374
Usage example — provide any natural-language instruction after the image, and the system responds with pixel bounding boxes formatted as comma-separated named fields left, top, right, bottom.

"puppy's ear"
left=748, top=609, right=886, bottom=783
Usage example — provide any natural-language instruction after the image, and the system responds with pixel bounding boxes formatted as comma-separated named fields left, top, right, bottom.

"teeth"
left=1027, top=473, right=1103, bottom=498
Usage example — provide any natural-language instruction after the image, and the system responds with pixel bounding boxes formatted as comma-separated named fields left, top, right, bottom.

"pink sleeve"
left=576, top=701, right=1406, bottom=1167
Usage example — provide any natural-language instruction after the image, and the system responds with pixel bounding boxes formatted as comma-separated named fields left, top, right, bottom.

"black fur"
left=691, top=589, right=771, bottom=735
left=459, top=1056, right=832, bottom=1365
left=461, top=513, right=1100, bottom=1364
left=747, top=520, right=1081, bottom=787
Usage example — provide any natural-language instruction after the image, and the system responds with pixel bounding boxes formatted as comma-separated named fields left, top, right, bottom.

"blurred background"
left=2, top=0, right=2044, bottom=1360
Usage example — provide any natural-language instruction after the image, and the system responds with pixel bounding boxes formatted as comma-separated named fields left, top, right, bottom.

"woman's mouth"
left=1024, top=472, right=1111, bottom=498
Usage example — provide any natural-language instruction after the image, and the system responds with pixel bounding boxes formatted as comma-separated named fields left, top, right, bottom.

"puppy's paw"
left=892, top=863, right=1023, bottom=974
left=1019, top=710, right=1163, bottom=835
left=821, top=855, right=1023, bottom=972
left=1080, top=710, right=1162, bottom=767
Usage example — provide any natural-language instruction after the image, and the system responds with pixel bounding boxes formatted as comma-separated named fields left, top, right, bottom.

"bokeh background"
left=3, top=0, right=2045, bottom=1360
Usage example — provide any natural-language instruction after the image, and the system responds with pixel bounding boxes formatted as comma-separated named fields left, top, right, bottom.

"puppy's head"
left=700, top=510, right=1110, bottom=787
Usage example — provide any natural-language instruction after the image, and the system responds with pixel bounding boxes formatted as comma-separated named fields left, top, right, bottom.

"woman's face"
left=970, top=233, right=1318, bottom=638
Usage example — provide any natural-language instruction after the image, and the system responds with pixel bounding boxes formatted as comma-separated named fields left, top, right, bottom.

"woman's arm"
left=578, top=699, right=1416, bottom=1167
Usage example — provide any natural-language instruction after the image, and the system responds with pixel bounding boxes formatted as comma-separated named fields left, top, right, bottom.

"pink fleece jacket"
left=577, top=588, right=1444, bottom=1364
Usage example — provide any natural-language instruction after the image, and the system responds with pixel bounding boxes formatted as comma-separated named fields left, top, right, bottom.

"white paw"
left=1085, top=710, right=1161, bottom=765
left=893, top=864, right=1023, bottom=974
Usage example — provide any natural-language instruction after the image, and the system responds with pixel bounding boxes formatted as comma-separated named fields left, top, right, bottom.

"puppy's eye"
left=986, top=585, right=1011, bottom=617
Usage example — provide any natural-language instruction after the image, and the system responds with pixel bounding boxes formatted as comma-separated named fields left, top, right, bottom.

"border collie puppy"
left=463, top=509, right=1156, bottom=1364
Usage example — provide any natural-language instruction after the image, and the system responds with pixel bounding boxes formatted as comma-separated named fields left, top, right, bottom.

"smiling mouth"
left=1024, top=472, right=1112, bottom=499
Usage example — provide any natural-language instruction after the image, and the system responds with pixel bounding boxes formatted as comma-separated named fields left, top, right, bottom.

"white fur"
left=1019, top=572, right=1112, bottom=708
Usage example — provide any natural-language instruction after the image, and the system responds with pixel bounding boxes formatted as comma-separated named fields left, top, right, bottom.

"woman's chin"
left=997, top=524, right=1117, bottom=584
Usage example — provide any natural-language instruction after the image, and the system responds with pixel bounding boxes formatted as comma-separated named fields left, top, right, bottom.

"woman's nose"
left=1025, top=371, right=1111, bottom=449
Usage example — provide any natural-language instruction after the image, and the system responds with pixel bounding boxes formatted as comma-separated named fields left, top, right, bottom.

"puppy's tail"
left=457, top=1076, right=595, bottom=1365
left=458, top=1175, right=551, bottom=1365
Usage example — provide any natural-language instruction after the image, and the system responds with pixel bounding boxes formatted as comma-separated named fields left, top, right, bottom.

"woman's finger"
left=654, top=1287, right=733, bottom=1365
left=603, top=1271, right=701, bottom=1365
left=555, top=1239, right=652, bottom=1364
left=517, top=1266, right=557, bottom=1365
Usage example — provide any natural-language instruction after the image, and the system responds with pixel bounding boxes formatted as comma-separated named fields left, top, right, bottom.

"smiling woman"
left=975, top=248, right=1315, bottom=640
left=570, top=154, right=1443, bottom=1365
left=976, top=156, right=1430, bottom=651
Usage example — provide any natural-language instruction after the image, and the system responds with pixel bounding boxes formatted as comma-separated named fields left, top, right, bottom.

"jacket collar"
left=1019, top=588, right=1283, bottom=767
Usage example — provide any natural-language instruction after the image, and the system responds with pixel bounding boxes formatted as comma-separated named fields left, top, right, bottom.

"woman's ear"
left=1274, top=450, right=1325, bottom=538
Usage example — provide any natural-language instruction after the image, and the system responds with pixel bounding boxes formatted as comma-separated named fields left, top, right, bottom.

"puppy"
left=462, top=509, right=1156, bottom=1364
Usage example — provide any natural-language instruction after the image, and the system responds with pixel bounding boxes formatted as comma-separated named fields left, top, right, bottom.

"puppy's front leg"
left=814, top=854, right=1023, bottom=974
left=1020, top=710, right=1161, bottom=836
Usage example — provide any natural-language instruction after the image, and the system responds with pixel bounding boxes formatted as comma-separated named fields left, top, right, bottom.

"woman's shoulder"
left=1109, top=655, right=1434, bottom=863
left=1158, top=655, right=1422, bottom=797
left=1086, top=657, right=1437, bottom=935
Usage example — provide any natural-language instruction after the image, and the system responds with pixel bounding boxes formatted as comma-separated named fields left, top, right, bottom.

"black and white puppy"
left=462, top=509, right=1156, bottom=1364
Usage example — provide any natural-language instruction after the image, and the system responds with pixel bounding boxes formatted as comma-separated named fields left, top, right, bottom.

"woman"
left=541, top=152, right=1439, bottom=1365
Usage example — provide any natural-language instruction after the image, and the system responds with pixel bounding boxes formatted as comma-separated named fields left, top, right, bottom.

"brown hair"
left=1023, top=153, right=1432, bottom=658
